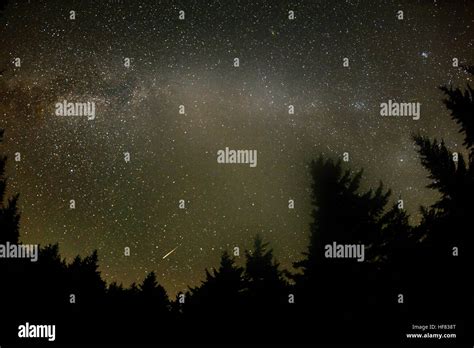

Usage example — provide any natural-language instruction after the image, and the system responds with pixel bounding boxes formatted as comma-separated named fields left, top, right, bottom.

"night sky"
left=0, top=0, right=473, bottom=296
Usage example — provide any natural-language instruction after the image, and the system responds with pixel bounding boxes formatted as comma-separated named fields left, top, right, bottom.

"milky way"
left=0, top=0, right=473, bottom=295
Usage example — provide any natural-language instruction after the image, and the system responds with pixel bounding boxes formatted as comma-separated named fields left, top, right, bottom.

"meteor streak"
left=162, top=246, right=179, bottom=260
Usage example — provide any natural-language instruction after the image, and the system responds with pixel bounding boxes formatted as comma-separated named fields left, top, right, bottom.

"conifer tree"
left=244, top=235, right=288, bottom=304
left=186, top=250, right=245, bottom=308
left=139, top=271, right=169, bottom=310
left=0, top=129, right=21, bottom=244
left=413, top=69, right=474, bottom=248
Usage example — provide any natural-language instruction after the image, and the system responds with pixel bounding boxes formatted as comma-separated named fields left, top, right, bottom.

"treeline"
left=1, top=73, right=473, bottom=344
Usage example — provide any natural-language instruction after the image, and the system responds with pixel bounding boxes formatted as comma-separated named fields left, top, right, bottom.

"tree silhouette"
left=181, top=251, right=245, bottom=340
left=242, top=235, right=291, bottom=340
left=413, top=73, right=474, bottom=248
left=411, top=71, right=474, bottom=277
left=138, top=271, right=169, bottom=310
left=293, top=157, right=393, bottom=282
left=408, top=70, right=474, bottom=336
left=185, top=250, right=245, bottom=312
left=291, top=156, right=416, bottom=342
left=67, top=250, right=107, bottom=302
left=440, top=75, right=474, bottom=152
left=244, top=235, right=289, bottom=304
left=0, top=130, right=20, bottom=244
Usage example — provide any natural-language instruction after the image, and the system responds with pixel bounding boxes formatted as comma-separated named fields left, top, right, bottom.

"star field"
left=0, top=0, right=473, bottom=295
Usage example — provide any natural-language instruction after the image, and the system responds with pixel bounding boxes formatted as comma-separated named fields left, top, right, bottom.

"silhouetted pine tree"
left=293, top=157, right=392, bottom=283
left=242, top=235, right=291, bottom=340
left=135, top=272, right=171, bottom=339
left=409, top=69, right=474, bottom=336
left=67, top=250, right=107, bottom=300
left=186, top=251, right=244, bottom=311
left=139, top=271, right=169, bottom=310
left=291, top=157, right=414, bottom=342
left=244, top=235, right=289, bottom=305
left=0, top=130, right=20, bottom=244
left=183, top=251, right=245, bottom=340
left=413, top=73, right=474, bottom=248
left=376, top=203, right=413, bottom=264
left=0, top=129, right=24, bottom=341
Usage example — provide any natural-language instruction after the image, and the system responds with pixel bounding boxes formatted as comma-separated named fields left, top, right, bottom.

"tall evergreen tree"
left=293, top=157, right=395, bottom=284
left=291, top=157, right=414, bottom=341
left=0, top=129, right=20, bottom=244
left=139, top=271, right=169, bottom=310
left=414, top=70, right=474, bottom=248
left=410, top=69, right=474, bottom=331
left=66, top=250, right=107, bottom=309
left=186, top=250, right=245, bottom=310
left=244, top=235, right=288, bottom=304
left=182, top=251, right=245, bottom=340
